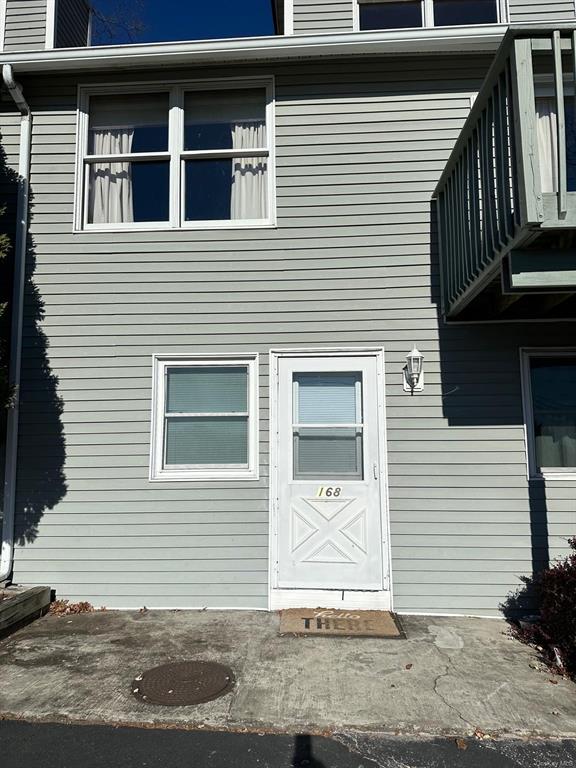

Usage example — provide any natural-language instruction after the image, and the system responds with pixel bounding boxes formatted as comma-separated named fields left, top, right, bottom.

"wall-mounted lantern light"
left=403, top=345, right=424, bottom=394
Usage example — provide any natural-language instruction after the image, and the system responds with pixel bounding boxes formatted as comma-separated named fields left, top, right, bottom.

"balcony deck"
left=434, top=25, right=576, bottom=321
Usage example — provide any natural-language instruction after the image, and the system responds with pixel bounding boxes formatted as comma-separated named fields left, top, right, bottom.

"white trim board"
left=284, top=0, right=294, bottom=35
left=271, top=588, right=391, bottom=611
left=45, top=0, right=56, bottom=50
left=0, top=0, right=7, bottom=52
left=268, top=346, right=392, bottom=612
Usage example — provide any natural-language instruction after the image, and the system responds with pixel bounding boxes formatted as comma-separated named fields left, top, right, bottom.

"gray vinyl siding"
left=292, top=0, right=353, bottom=35
left=2, top=0, right=47, bottom=51
left=2, top=55, right=575, bottom=613
left=508, top=0, right=576, bottom=22
left=55, top=0, right=90, bottom=48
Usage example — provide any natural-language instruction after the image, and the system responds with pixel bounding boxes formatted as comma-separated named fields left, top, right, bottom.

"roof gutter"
left=1, top=64, right=31, bottom=583
left=0, top=24, right=512, bottom=74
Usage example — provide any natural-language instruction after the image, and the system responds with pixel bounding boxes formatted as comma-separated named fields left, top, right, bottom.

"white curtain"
left=536, top=98, right=558, bottom=193
left=230, top=122, right=267, bottom=220
left=536, top=419, right=576, bottom=467
left=88, top=128, right=134, bottom=224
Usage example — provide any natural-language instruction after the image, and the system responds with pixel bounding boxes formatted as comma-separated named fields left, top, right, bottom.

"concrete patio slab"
left=0, top=610, right=574, bottom=738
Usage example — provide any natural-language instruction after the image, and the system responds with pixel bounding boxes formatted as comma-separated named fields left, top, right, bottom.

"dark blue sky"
left=91, top=0, right=276, bottom=45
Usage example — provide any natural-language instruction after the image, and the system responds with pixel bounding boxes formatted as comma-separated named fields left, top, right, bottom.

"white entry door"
left=275, top=353, right=386, bottom=591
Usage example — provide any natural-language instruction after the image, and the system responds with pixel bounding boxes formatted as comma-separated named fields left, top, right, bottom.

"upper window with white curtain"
left=77, top=80, right=274, bottom=230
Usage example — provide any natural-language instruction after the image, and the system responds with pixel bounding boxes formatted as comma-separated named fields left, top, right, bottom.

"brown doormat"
left=279, top=608, right=404, bottom=638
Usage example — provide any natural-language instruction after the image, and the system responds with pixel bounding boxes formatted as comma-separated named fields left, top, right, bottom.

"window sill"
left=531, top=471, right=576, bottom=482
left=74, top=221, right=277, bottom=234
left=150, top=467, right=259, bottom=482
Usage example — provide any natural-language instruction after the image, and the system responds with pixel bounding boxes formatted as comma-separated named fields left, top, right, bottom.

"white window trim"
left=285, top=0, right=294, bottom=34
left=0, top=0, right=7, bottom=52
left=74, top=76, right=276, bottom=233
left=149, top=354, right=259, bottom=482
left=45, top=0, right=56, bottom=49
left=352, top=0, right=508, bottom=32
left=520, top=347, right=576, bottom=481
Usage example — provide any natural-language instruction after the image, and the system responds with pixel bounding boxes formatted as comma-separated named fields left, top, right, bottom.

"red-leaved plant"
left=510, top=538, right=576, bottom=679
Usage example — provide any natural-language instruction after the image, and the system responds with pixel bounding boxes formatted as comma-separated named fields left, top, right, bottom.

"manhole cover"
left=131, top=661, right=235, bottom=706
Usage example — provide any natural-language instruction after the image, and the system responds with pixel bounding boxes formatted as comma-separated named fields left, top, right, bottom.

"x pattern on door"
left=290, top=496, right=368, bottom=566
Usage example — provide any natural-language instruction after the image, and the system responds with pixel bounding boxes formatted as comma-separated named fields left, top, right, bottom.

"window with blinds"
left=150, top=357, right=258, bottom=480
left=292, top=372, right=364, bottom=480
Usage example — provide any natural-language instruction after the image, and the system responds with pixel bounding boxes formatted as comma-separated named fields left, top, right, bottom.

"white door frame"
left=268, top=347, right=393, bottom=611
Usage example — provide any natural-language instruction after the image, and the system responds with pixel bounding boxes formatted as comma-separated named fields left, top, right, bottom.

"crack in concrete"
left=431, top=650, right=472, bottom=732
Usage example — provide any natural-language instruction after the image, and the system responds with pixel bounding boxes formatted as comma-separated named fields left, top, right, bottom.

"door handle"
left=373, top=463, right=378, bottom=480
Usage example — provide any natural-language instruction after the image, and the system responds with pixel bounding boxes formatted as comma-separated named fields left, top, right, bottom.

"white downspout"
left=1, top=64, right=31, bottom=583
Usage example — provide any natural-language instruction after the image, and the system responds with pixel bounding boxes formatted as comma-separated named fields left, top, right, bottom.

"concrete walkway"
left=0, top=610, right=575, bottom=738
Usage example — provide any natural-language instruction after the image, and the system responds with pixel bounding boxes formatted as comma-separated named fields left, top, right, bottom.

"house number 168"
left=316, top=487, right=342, bottom=497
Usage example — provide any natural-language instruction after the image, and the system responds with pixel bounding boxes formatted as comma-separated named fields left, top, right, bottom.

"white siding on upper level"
left=1, top=0, right=47, bottom=51
left=293, top=0, right=353, bottom=35
left=508, top=0, right=576, bottom=23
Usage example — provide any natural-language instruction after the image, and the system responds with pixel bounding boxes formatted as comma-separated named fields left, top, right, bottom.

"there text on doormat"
left=279, top=608, right=404, bottom=638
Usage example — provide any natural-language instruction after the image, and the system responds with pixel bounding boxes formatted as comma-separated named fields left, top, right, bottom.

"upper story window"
left=357, top=0, right=501, bottom=31
left=76, top=79, right=275, bottom=231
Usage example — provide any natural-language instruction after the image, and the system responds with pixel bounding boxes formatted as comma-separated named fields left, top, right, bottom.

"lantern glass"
left=404, top=346, right=424, bottom=393
left=406, top=347, right=423, bottom=377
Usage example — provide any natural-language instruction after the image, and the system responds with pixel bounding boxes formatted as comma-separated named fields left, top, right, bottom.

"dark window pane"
left=184, top=89, right=266, bottom=151
left=89, top=93, right=169, bottom=154
left=87, top=160, right=169, bottom=224
left=433, top=0, right=498, bottom=26
left=565, top=102, right=576, bottom=192
left=185, top=159, right=232, bottom=220
left=132, top=162, right=170, bottom=221
left=359, top=1, right=422, bottom=30
left=530, top=357, right=576, bottom=468
left=185, top=158, right=268, bottom=221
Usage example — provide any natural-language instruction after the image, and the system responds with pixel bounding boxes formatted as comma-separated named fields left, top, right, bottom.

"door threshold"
left=270, top=588, right=391, bottom=611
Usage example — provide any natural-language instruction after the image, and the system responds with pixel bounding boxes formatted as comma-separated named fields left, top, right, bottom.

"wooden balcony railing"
left=434, top=26, right=576, bottom=319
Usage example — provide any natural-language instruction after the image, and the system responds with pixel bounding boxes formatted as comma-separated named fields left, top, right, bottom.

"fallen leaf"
left=455, top=738, right=468, bottom=751
left=49, top=599, right=95, bottom=616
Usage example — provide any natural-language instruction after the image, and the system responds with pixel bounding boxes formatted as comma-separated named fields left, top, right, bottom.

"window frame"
left=353, top=0, right=508, bottom=32
left=150, top=354, right=259, bottom=481
left=75, top=77, right=276, bottom=232
left=520, top=348, right=576, bottom=481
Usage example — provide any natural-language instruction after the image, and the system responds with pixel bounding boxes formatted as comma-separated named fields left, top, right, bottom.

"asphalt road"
left=1, top=720, right=576, bottom=768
